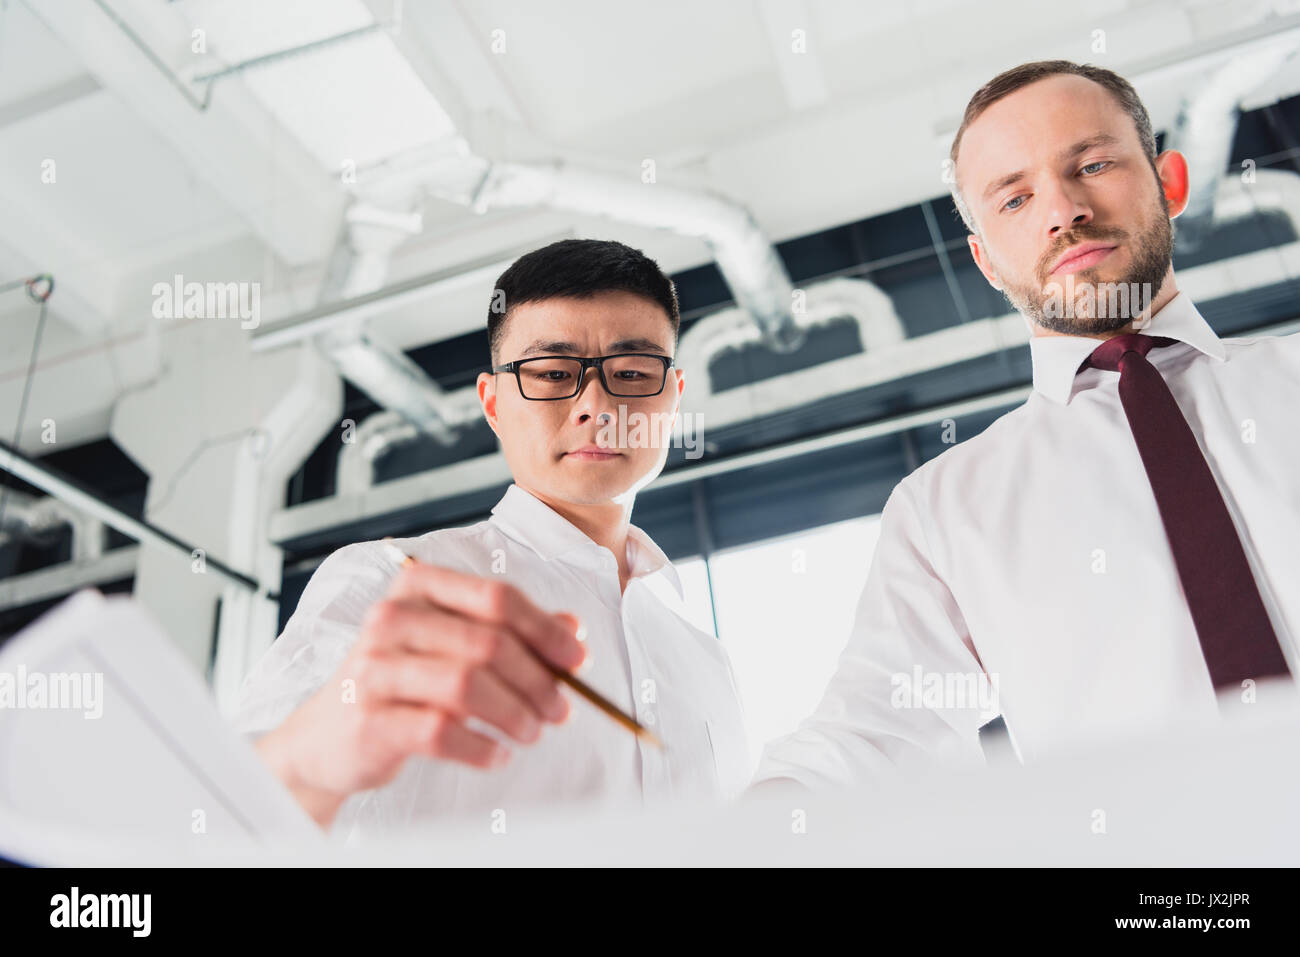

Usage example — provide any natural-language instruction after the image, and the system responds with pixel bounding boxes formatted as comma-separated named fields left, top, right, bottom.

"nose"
left=1043, top=175, right=1093, bottom=238
left=569, top=364, right=619, bottom=426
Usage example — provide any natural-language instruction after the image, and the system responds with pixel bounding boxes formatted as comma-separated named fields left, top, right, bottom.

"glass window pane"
left=707, top=515, right=883, bottom=764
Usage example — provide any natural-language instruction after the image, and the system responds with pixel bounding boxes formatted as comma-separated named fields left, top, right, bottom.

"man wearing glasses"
left=237, top=239, right=750, bottom=838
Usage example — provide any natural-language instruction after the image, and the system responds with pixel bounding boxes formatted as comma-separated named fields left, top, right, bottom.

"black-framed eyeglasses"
left=491, top=353, right=673, bottom=401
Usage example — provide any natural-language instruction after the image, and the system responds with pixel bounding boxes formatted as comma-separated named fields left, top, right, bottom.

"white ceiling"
left=3, top=0, right=1300, bottom=448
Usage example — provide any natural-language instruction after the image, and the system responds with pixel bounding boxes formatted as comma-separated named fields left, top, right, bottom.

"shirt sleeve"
left=750, top=478, right=993, bottom=791
left=228, top=542, right=394, bottom=739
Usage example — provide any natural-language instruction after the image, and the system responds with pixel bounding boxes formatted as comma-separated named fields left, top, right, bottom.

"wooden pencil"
left=391, top=546, right=664, bottom=749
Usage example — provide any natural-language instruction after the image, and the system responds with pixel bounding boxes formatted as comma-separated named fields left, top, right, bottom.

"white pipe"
left=677, top=277, right=907, bottom=397
left=1170, top=41, right=1300, bottom=243
left=276, top=229, right=1300, bottom=538
left=318, top=326, right=460, bottom=446
left=313, top=199, right=466, bottom=446
left=422, top=150, right=805, bottom=352
left=1212, top=168, right=1300, bottom=230
left=325, top=165, right=1300, bottom=498
left=334, top=276, right=907, bottom=492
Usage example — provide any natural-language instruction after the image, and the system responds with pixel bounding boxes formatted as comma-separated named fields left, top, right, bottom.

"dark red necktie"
left=1082, top=333, right=1290, bottom=690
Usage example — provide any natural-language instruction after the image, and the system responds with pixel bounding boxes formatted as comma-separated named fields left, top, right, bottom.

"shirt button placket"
left=621, top=587, right=670, bottom=805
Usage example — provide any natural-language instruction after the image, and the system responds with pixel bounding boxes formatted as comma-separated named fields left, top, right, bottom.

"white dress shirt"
left=754, top=292, right=1300, bottom=788
left=232, top=484, right=751, bottom=839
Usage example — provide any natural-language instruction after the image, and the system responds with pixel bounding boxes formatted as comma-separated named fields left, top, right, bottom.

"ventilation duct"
left=1168, top=39, right=1300, bottom=250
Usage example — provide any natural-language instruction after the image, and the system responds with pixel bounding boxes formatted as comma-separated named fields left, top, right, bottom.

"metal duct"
left=677, top=277, right=907, bottom=398
left=312, top=199, right=470, bottom=446
left=318, top=323, right=461, bottom=446
left=332, top=275, right=905, bottom=491
left=282, top=172, right=1300, bottom=527
left=1206, top=168, right=1300, bottom=234
left=273, top=140, right=812, bottom=448
left=311, top=142, right=832, bottom=470
left=460, top=158, right=805, bottom=353
left=1168, top=40, right=1300, bottom=250
left=335, top=399, right=480, bottom=497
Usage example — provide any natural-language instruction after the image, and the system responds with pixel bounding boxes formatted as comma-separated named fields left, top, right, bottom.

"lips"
left=1050, top=242, right=1118, bottom=275
left=565, top=445, right=622, bottom=459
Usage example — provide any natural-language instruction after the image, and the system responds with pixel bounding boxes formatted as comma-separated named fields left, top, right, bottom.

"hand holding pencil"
left=254, top=544, right=591, bottom=829
left=392, top=547, right=662, bottom=749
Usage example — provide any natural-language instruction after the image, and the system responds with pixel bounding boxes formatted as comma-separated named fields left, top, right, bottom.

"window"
left=675, top=515, right=883, bottom=764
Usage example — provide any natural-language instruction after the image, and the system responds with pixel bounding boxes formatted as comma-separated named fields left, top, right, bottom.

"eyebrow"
left=980, top=132, right=1122, bottom=203
left=518, top=339, right=579, bottom=357
left=609, top=337, right=669, bottom=354
left=517, top=337, right=669, bottom=357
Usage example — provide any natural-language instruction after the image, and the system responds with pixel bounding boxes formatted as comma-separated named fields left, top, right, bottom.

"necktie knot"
left=1084, top=333, right=1178, bottom=372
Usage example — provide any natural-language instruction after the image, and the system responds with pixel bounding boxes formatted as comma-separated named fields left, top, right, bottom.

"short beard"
left=997, top=193, right=1173, bottom=335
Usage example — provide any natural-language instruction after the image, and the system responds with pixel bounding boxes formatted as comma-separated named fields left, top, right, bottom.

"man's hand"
left=254, top=562, right=586, bottom=829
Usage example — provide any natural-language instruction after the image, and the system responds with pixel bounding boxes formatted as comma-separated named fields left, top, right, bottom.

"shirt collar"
left=488, top=484, right=684, bottom=598
left=1029, top=292, right=1226, bottom=405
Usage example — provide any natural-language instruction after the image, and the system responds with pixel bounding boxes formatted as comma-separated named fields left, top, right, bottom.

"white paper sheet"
left=0, top=588, right=320, bottom=865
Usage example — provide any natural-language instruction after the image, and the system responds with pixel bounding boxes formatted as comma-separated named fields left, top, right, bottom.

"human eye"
left=1079, top=160, right=1111, bottom=175
left=609, top=355, right=661, bottom=380
left=525, top=360, right=574, bottom=381
left=1001, top=194, right=1028, bottom=213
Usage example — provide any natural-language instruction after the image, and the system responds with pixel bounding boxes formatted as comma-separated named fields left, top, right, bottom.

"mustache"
left=1038, top=224, right=1128, bottom=280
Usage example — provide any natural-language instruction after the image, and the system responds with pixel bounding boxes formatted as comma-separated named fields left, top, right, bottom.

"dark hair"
left=486, top=238, right=680, bottom=361
left=949, top=60, right=1158, bottom=231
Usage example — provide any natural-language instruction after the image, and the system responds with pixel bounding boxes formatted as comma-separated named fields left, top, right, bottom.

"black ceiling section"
left=282, top=87, right=1300, bottom=512
left=1201, top=276, right=1300, bottom=333
left=276, top=396, right=1012, bottom=613
left=948, top=256, right=1015, bottom=322
left=278, top=477, right=509, bottom=561
left=672, top=262, right=730, bottom=321
left=0, top=438, right=147, bottom=581
left=288, top=427, right=344, bottom=504
left=276, top=566, right=313, bottom=635
left=278, top=89, right=1300, bottom=574
left=373, top=419, right=498, bottom=478
left=1175, top=209, right=1296, bottom=268
left=644, top=426, right=916, bottom=555
left=708, top=316, right=864, bottom=391
left=651, top=428, right=886, bottom=558
left=406, top=328, right=495, bottom=390
left=635, top=391, right=1025, bottom=562
left=0, top=577, right=135, bottom=645
left=693, top=347, right=1029, bottom=462
left=276, top=348, right=1038, bottom=568
left=0, top=435, right=148, bottom=504
left=870, top=247, right=966, bottom=336
left=1237, top=98, right=1300, bottom=174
